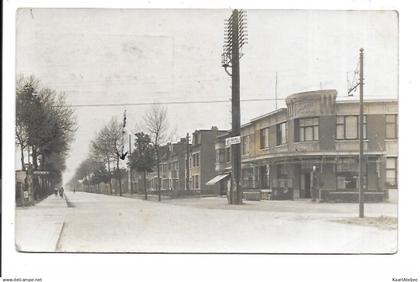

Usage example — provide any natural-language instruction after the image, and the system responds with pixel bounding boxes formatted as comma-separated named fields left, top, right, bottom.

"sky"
left=15, top=9, right=398, bottom=184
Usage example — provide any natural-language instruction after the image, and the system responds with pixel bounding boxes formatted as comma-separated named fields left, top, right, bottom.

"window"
left=336, top=115, right=367, bottom=140
left=297, top=117, right=319, bottom=141
left=242, top=135, right=250, bottom=155
left=226, top=147, right=231, bottom=163
left=386, top=114, right=398, bottom=139
left=386, top=157, right=398, bottom=187
left=336, top=158, right=367, bottom=190
left=192, top=153, right=199, bottom=167
left=216, top=148, right=225, bottom=162
left=276, top=122, right=288, bottom=145
left=260, top=128, right=269, bottom=149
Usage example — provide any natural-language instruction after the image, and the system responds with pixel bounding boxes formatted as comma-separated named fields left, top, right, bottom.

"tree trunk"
left=20, top=146, right=25, bottom=171
left=117, top=158, right=122, bottom=196
left=32, top=146, right=38, bottom=169
left=156, top=147, right=161, bottom=201
left=143, top=170, right=148, bottom=200
left=107, top=160, right=112, bottom=195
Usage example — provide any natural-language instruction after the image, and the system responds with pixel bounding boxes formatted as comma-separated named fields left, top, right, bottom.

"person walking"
left=59, top=187, right=64, bottom=198
left=54, top=187, right=58, bottom=196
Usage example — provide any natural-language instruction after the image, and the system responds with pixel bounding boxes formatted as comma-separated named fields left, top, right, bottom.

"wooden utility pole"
left=230, top=9, right=242, bottom=204
left=129, top=134, right=133, bottom=194
left=359, top=48, right=365, bottom=218
left=222, top=9, right=247, bottom=205
left=186, top=133, right=190, bottom=190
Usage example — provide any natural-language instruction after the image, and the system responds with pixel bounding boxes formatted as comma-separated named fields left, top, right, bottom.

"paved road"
left=16, top=192, right=398, bottom=253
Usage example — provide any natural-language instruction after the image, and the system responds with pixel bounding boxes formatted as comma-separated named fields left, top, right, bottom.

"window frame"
left=260, top=127, right=270, bottom=149
left=226, top=147, right=231, bottom=163
left=241, top=135, right=250, bottom=155
left=336, top=115, right=368, bottom=140
left=385, top=114, right=398, bottom=139
left=297, top=117, right=319, bottom=142
left=276, top=122, right=288, bottom=145
left=386, top=157, right=398, bottom=187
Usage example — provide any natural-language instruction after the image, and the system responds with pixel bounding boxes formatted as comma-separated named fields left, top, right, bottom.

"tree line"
left=16, top=75, right=77, bottom=200
left=69, top=104, right=172, bottom=201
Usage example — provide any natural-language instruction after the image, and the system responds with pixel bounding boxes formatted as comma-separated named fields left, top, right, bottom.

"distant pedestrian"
left=59, top=187, right=64, bottom=198
left=54, top=187, right=58, bottom=196
left=73, top=187, right=76, bottom=194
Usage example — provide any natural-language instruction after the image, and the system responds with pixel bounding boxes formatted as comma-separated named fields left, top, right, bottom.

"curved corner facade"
left=215, top=90, right=398, bottom=202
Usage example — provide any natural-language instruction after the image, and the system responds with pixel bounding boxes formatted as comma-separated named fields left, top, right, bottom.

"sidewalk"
left=15, top=194, right=69, bottom=252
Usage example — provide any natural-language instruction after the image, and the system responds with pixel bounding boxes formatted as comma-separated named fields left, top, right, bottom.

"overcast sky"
left=16, top=9, right=398, bottom=183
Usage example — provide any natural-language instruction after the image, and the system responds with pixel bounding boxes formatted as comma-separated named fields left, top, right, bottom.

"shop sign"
left=33, top=170, right=50, bottom=175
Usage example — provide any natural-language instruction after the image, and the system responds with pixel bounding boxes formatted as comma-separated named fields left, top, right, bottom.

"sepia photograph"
left=14, top=8, right=398, bottom=254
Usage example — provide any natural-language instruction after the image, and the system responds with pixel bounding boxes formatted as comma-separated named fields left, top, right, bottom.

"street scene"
left=15, top=9, right=398, bottom=253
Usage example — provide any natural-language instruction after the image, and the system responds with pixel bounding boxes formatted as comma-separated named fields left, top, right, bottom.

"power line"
left=61, top=95, right=397, bottom=108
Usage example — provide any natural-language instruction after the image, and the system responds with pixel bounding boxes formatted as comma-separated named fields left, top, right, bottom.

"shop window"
left=386, top=157, right=398, bottom=187
left=336, top=158, right=367, bottom=190
left=386, top=114, right=398, bottom=139
left=260, top=128, right=269, bottom=149
left=297, top=117, right=319, bottom=142
left=336, top=115, right=367, bottom=140
left=276, top=122, right=288, bottom=145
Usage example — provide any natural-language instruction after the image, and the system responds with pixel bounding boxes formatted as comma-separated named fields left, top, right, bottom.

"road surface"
left=16, top=192, right=397, bottom=253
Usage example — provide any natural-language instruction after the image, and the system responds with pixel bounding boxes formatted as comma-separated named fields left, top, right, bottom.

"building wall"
left=214, top=89, right=398, bottom=202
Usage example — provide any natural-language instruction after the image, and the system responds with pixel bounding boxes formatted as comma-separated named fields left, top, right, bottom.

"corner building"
left=215, top=90, right=398, bottom=202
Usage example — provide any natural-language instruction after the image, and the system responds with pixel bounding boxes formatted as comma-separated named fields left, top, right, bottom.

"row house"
left=187, top=127, right=228, bottom=193
left=147, top=138, right=187, bottom=192
left=213, top=89, right=398, bottom=202
left=146, top=127, right=228, bottom=195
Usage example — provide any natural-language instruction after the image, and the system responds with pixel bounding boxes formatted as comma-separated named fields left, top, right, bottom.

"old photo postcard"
left=14, top=8, right=398, bottom=254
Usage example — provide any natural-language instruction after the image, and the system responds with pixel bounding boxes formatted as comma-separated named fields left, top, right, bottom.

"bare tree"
left=90, top=117, right=123, bottom=195
left=143, top=104, right=171, bottom=201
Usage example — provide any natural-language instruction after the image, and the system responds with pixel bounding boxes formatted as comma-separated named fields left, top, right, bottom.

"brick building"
left=213, top=89, right=398, bottom=202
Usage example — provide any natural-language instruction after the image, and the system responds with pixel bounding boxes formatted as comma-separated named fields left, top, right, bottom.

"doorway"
left=300, top=173, right=311, bottom=198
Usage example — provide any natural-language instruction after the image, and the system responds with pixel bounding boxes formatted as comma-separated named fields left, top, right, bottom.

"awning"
left=206, top=174, right=230, bottom=186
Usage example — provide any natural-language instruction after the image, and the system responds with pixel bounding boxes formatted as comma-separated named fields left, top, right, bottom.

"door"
left=300, top=173, right=311, bottom=198
left=260, top=166, right=268, bottom=190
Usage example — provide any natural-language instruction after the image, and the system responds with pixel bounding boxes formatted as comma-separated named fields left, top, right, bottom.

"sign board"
left=33, top=170, right=50, bottom=175
left=225, top=136, right=241, bottom=147
left=16, top=171, right=27, bottom=183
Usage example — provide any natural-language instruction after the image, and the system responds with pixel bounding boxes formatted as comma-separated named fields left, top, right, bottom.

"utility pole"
left=129, top=134, right=133, bottom=194
left=222, top=9, right=247, bottom=204
left=347, top=48, right=365, bottom=218
left=358, top=48, right=365, bottom=218
left=186, top=133, right=190, bottom=191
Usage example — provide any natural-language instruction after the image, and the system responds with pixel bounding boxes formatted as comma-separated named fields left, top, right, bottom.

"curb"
left=55, top=222, right=66, bottom=251
left=64, top=193, right=75, bottom=207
